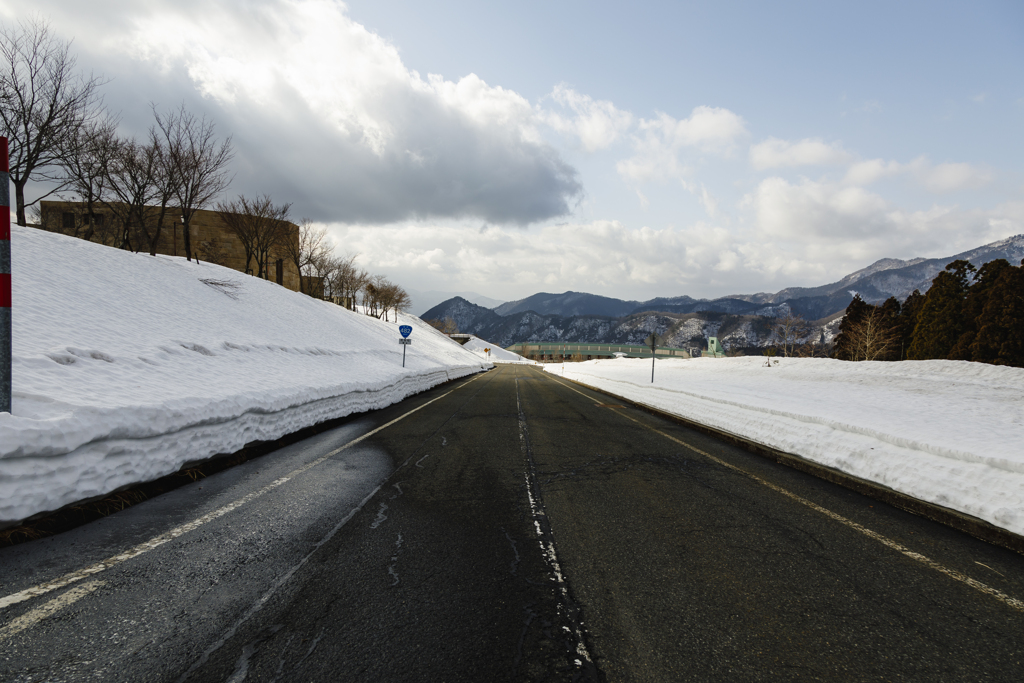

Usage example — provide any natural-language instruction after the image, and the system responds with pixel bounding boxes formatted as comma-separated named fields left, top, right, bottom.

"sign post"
left=399, top=324, right=412, bottom=367
left=644, top=333, right=663, bottom=384
left=1, top=137, right=10, bottom=413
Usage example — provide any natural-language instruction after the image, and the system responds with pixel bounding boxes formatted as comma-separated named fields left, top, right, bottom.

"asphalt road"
left=2, top=364, right=1023, bottom=681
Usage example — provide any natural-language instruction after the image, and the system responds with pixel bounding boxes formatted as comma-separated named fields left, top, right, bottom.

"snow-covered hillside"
left=0, top=226, right=490, bottom=525
left=546, top=357, right=1024, bottom=537
left=461, top=336, right=536, bottom=364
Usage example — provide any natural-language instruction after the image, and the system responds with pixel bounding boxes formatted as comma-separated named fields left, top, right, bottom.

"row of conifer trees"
left=833, top=258, right=1024, bottom=367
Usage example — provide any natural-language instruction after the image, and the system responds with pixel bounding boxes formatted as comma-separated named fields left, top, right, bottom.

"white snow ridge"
left=0, top=226, right=490, bottom=525
left=546, top=357, right=1024, bottom=537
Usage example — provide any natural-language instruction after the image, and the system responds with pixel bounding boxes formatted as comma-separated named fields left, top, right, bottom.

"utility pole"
left=1, top=137, right=10, bottom=413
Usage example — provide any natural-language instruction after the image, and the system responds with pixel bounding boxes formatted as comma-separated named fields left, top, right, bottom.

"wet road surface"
left=2, top=364, right=1023, bottom=681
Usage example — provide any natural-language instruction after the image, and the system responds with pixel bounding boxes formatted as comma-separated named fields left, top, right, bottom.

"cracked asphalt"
left=2, top=364, right=1023, bottom=681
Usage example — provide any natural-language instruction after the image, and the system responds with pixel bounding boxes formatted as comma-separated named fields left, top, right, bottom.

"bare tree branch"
left=154, top=103, right=233, bottom=261
left=0, top=17, right=106, bottom=225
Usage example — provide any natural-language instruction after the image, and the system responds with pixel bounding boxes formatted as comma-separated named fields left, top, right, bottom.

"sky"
left=6, top=0, right=1024, bottom=303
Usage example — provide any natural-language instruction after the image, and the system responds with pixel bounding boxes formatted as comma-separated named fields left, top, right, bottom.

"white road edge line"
left=176, top=484, right=382, bottom=683
left=0, top=580, right=105, bottom=641
left=515, top=369, right=594, bottom=668
left=0, top=373, right=485, bottom=613
left=543, top=372, right=1024, bottom=614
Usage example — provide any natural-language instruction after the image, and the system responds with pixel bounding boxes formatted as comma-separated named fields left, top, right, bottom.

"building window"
left=62, top=212, right=75, bottom=230
left=276, top=259, right=284, bottom=285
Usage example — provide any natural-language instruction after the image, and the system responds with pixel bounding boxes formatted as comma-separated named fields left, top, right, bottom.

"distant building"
left=704, top=337, right=726, bottom=358
left=38, top=200, right=301, bottom=292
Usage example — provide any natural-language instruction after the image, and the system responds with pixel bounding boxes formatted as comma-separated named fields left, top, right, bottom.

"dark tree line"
left=834, top=259, right=1024, bottom=366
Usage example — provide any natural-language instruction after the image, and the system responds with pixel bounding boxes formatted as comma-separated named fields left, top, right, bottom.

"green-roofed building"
left=506, top=342, right=694, bottom=362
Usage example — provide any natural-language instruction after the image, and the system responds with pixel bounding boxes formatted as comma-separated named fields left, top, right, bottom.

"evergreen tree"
left=833, top=295, right=873, bottom=360
left=968, top=260, right=1024, bottom=367
left=949, top=259, right=1012, bottom=360
left=896, top=290, right=925, bottom=361
left=877, top=297, right=902, bottom=360
left=908, top=260, right=976, bottom=360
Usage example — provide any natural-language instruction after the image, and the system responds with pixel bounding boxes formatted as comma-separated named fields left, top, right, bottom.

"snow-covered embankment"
left=0, top=226, right=490, bottom=525
left=461, top=335, right=537, bottom=364
left=546, top=357, right=1024, bottom=537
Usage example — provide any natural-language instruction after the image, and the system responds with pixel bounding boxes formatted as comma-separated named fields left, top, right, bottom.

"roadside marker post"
left=644, top=333, right=664, bottom=384
left=399, top=324, right=412, bottom=367
left=1, top=137, right=10, bottom=414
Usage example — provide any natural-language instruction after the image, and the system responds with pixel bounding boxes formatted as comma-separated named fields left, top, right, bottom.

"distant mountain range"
left=420, top=234, right=1024, bottom=349
left=407, top=289, right=505, bottom=316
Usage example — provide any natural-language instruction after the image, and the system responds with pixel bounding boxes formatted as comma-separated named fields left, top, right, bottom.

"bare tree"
left=771, top=311, right=811, bottom=357
left=56, top=114, right=117, bottom=240
left=154, top=104, right=232, bottom=261
left=389, top=285, right=412, bottom=322
left=102, top=134, right=160, bottom=251
left=844, top=307, right=898, bottom=361
left=364, top=275, right=410, bottom=321
left=252, top=200, right=291, bottom=281
left=215, top=194, right=291, bottom=278
left=0, top=18, right=105, bottom=225
left=328, top=254, right=368, bottom=308
left=279, top=218, right=328, bottom=294
left=144, top=126, right=182, bottom=256
left=363, top=276, right=383, bottom=317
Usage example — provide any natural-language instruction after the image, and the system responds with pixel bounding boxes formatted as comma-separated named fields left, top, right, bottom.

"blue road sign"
left=399, top=325, right=412, bottom=338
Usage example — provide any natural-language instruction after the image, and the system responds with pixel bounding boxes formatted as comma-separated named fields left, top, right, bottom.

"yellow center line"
left=542, top=372, right=1024, bottom=613
left=0, top=581, right=105, bottom=641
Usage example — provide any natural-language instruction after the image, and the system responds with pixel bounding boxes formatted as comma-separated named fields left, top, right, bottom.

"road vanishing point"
left=1, top=365, right=1022, bottom=681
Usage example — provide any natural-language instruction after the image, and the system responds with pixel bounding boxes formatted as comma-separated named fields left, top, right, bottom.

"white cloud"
left=32, top=0, right=581, bottom=224
left=843, top=156, right=992, bottom=192
left=749, top=137, right=853, bottom=169
left=698, top=184, right=719, bottom=219
left=915, top=160, right=993, bottom=193
left=542, top=85, right=633, bottom=152
left=747, top=177, right=891, bottom=242
left=842, top=158, right=904, bottom=186
left=743, top=176, right=1020, bottom=269
left=635, top=189, right=650, bottom=210
left=618, top=106, right=748, bottom=183
left=644, top=107, right=748, bottom=151
left=325, top=190, right=1023, bottom=301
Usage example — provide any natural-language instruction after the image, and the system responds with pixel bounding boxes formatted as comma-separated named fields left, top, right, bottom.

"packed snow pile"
left=0, top=226, right=490, bottom=525
left=461, top=336, right=537, bottom=364
left=546, top=356, right=1024, bottom=537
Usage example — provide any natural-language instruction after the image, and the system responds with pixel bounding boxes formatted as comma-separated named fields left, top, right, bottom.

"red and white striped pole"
left=1, top=136, right=10, bottom=413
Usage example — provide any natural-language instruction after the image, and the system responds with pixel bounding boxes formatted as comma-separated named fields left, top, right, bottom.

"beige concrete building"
left=39, top=200, right=301, bottom=292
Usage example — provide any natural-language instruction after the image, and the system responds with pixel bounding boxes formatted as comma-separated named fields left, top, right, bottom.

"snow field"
left=461, top=335, right=537, bottom=364
left=545, top=356, right=1024, bottom=537
left=0, top=226, right=490, bottom=525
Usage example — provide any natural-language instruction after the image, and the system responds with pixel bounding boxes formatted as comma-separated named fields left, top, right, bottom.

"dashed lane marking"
left=542, top=371, right=1024, bottom=614
left=0, top=373, right=486, bottom=613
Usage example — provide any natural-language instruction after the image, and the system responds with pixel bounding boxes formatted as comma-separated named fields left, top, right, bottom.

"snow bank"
left=461, top=336, right=537, bottom=364
left=0, top=226, right=490, bottom=524
left=546, top=356, right=1024, bottom=537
